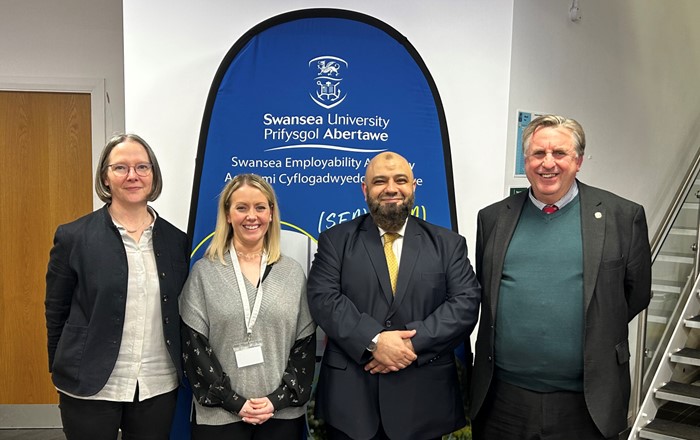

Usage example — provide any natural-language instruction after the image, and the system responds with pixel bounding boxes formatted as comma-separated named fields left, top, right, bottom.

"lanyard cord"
left=230, top=245, right=268, bottom=337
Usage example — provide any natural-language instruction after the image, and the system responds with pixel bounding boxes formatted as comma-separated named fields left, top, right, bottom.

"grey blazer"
left=470, top=181, right=651, bottom=438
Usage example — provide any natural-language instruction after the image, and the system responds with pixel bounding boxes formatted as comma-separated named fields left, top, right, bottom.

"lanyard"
left=230, top=246, right=268, bottom=338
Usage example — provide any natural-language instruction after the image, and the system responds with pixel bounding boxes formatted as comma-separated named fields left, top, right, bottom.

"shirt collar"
left=528, top=181, right=579, bottom=210
left=377, top=218, right=408, bottom=238
left=112, top=206, right=158, bottom=232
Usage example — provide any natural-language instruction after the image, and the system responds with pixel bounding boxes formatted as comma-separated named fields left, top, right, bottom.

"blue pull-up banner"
left=187, top=8, right=456, bottom=261
left=177, top=8, right=457, bottom=439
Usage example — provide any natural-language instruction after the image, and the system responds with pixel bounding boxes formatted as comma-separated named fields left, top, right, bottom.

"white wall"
left=122, top=0, right=515, bottom=248
left=506, top=0, right=700, bottom=234
left=3, top=0, right=697, bottom=263
left=0, top=0, right=125, bottom=138
left=2, top=0, right=697, bottom=422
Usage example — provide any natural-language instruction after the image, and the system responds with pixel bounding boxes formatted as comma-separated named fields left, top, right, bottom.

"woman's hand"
left=238, top=397, right=275, bottom=425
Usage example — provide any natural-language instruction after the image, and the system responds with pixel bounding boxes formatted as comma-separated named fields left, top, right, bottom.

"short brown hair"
left=94, top=133, right=163, bottom=203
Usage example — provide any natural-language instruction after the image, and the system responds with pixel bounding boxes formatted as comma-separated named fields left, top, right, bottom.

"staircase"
left=630, top=178, right=700, bottom=439
left=631, top=281, right=700, bottom=439
left=642, top=189, right=700, bottom=395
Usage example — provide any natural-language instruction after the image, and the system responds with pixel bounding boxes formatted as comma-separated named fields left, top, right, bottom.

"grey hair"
left=522, top=114, right=586, bottom=157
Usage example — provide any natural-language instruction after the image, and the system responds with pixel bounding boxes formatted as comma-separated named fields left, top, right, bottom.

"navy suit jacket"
left=470, top=181, right=651, bottom=438
left=307, top=214, right=481, bottom=440
left=45, top=205, right=189, bottom=396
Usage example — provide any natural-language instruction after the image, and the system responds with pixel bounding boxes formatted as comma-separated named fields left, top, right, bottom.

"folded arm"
left=265, top=333, right=316, bottom=409
left=307, top=232, right=385, bottom=363
left=181, top=324, right=247, bottom=414
left=405, top=236, right=481, bottom=365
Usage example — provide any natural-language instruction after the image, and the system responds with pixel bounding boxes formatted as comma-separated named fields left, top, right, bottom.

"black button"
left=164, top=317, right=170, bottom=324
left=160, top=272, right=166, bottom=278
left=162, top=295, right=168, bottom=302
left=166, top=339, right=171, bottom=346
left=385, top=320, right=391, bottom=327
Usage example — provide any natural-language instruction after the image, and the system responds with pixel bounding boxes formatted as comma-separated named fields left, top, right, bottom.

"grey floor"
left=0, top=430, right=64, bottom=440
left=0, top=430, right=125, bottom=440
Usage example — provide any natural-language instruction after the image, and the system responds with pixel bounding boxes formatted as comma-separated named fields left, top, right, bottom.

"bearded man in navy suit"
left=308, top=151, right=481, bottom=440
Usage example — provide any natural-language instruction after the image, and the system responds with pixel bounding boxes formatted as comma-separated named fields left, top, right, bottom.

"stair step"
left=651, top=279, right=685, bottom=294
left=639, top=418, right=700, bottom=440
left=656, top=382, right=700, bottom=406
left=651, top=281, right=684, bottom=294
left=656, top=253, right=694, bottom=265
left=648, top=315, right=670, bottom=325
left=648, top=288, right=682, bottom=323
left=686, top=316, right=700, bottom=329
left=670, top=348, right=700, bottom=366
left=670, top=227, right=697, bottom=237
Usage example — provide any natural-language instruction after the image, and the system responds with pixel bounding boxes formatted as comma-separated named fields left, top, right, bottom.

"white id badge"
left=235, top=344, right=264, bottom=368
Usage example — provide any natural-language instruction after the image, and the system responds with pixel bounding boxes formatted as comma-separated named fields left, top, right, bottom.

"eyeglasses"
left=106, top=163, right=153, bottom=177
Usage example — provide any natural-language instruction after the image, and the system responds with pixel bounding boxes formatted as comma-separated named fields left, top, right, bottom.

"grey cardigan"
left=179, top=253, right=315, bottom=425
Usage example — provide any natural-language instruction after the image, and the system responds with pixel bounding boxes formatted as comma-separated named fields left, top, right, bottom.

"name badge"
left=235, top=345, right=264, bottom=368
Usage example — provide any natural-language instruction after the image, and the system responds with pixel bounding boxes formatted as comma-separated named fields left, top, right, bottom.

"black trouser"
left=472, top=379, right=612, bottom=440
left=58, top=387, right=178, bottom=440
left=326, top=423, right=441, bottom=440
left=192, top=415, right=305, bottom=440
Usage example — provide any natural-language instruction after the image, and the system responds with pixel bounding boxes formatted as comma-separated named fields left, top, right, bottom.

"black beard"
left=367, top=194, right=414, bottom=231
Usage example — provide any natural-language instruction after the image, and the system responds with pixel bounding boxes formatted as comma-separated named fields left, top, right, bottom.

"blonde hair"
left=204, top=174, right=281, bottom=264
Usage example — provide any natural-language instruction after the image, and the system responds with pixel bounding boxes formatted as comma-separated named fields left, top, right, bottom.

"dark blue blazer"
left=308, top=214, right=481, bottom=440
left=470, top=181, right=651, bottom=438
left=45, top=205, right=189, bottom=396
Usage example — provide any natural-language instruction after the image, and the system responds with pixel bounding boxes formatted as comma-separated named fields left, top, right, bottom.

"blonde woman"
left=179, top=174, right=315, bottom=440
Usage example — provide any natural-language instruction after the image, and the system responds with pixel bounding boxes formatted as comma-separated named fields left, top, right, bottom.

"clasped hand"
left=238, top=397, right=275, bottom=425
left=364, top=329, right=417, bottom=374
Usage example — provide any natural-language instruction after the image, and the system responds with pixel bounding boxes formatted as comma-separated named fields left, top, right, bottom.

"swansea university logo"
left=309, top=56, right=348, bottom=109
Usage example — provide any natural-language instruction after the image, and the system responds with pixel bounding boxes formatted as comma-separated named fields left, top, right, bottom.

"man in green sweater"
left=470, top=114, right=651, bottom=440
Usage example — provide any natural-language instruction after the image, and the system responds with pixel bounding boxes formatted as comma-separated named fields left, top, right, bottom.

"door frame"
left=0, top=76, right=106, bottom=210
left=0, top=77, right=106, bottom=428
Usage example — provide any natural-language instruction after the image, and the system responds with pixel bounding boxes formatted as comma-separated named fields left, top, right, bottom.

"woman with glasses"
left=45, top=133, right=189, bottom=440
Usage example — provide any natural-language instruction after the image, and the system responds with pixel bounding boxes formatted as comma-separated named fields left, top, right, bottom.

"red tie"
left=543, top=204, right=559, bottom=214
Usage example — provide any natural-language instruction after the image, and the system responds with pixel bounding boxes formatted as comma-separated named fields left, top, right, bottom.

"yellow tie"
left=383, top=232, right=400, bottom=294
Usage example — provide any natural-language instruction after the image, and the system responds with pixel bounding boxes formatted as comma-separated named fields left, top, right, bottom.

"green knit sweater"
left=495, top=197, right=584, bottom=392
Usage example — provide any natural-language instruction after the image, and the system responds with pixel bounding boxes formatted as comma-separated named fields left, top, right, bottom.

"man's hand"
left=238, top=397, right=275, bottom=424
left=364, top=329, right=417, bottom=374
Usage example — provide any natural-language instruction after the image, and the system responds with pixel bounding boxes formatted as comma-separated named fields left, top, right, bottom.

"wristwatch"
left=367, top=334, right=380, bottom=352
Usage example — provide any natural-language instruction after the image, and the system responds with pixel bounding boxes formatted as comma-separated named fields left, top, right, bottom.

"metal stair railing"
left=628, top=146, right=700, bottom=438
left=629, top=277, right=700, bottom=439
left=631, top=148, right=700, bottom=416
left=642, top=275, right=695, bottom=396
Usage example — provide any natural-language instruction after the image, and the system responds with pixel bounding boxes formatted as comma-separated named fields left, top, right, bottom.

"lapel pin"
left=594, top=212, right=602, bottom=219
